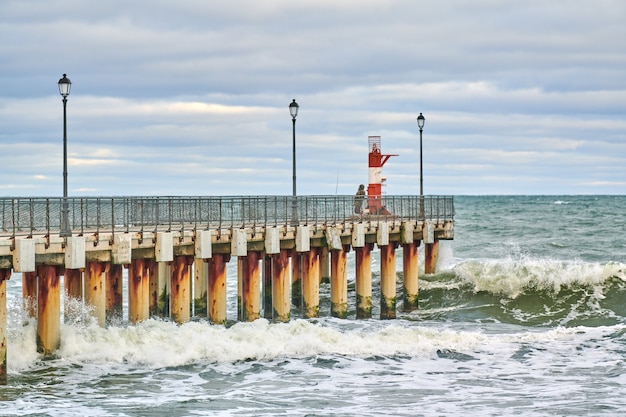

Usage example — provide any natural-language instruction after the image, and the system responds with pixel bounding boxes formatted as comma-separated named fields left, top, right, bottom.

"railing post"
left=140, top=199, right=145, bottom=236
left=155, top=197, right=160, bottom=233
left=45, top=199, right=51, bottom=239
left=80, top=199, right=84, bottom=235
left=11, top=199, right=16, bottom=238
left=61, top=197, right=70, bottom=237
left=168, top=198, right=173, bottom=232
left=179, top=198, right=184, bottom=237
left=291, top=196, right=298, bottom=226
left=111, top=198, right=115, bottom=239
left=28, top=199, right=34, bottom=238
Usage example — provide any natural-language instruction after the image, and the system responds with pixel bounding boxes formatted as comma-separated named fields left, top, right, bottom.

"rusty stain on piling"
left=263, top=255, right=273, bottom=320
left=402, top=242, right=419, bottom=312
left=355, top=243, right=374, bottom=319
left=291, top=251, right=302, bottom=307
left=424, top=240, right=439, bottom=274
left=85, top=261, right=108, bottom=327
left=129, top=258, right=150, bottom=324
left=64, top=268, right=82, bottom=301
left=194, top=260, right=208, bottom=318
left=36, top=265, right=61, bottom=356
left=171, top=255, right=193, bottom=324
left=241, top=251, right=261, bottom=322
left=380, top=243, right=398, bottom=319
left=302, top=247, right=320, bottom=319
left=272, top=250, right=290, bottom=322
left=151, top=260, right=168, bottom=318
left=105, top=264, right=123, bottom=323
left=22, top=271, right=37, bottom=319
left=209, top=254, right=230, bottom=324
left=1, top=269, right=10, bottom=385
left=330, top=245, right=350, bottom=319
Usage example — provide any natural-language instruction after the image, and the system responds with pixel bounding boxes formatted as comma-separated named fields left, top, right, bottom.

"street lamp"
left=289, top=99, right=299, bottom=197
left=58, top=74, right=71, bottom=236
left=289, top=99, right=299, bottom=225
left=417, top=112, right=425, bottom=196
left=417, top=112, right=425, bottom=219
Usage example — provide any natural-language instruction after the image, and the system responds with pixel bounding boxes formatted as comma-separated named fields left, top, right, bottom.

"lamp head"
left=58, top=74, right=71, bottom=97
left=289, top=99, right=299, bottom=119
left=417, top=112, right=425, bottom=130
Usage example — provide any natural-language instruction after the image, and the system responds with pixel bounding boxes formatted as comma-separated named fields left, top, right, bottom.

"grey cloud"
left=1, top=0, right=625, bottom=196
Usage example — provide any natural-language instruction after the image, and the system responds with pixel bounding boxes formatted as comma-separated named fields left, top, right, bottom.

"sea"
left=2, top=195, right=626, bottom=416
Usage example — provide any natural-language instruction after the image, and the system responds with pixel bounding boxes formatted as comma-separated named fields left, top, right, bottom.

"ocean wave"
left=413, top=257, right=626, bottom=327
left=452, top=258, right=626, bottom=299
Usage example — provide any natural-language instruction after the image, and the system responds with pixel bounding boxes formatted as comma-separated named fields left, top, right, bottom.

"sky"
left=1, top=0, right=625, bottom=197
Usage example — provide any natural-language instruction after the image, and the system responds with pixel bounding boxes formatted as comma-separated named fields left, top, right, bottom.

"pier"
left=0, top=195, right=454, bottom=382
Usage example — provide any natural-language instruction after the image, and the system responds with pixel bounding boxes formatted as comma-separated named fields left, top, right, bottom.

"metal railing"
left=0, top=195, right=454, bottom=238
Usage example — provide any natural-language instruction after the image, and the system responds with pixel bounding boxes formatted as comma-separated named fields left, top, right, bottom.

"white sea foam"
left=453, top=256, right=626, bottom=298
left=14, top=318, right=486, bottom=370
left=434, top=241, right=455, bottom=270
left=8, top=310, right=618, bottom=376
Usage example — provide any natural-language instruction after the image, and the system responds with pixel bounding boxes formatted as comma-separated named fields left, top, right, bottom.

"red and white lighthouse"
left=367, top=136, right=397, bottom=214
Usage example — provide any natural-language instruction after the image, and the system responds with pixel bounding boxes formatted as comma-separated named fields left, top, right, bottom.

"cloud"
left=1, top=0, right=625, bottom=196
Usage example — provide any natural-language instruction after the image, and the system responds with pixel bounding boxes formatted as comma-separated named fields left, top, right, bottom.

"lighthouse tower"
left=367, top=136, right=397, bottom=214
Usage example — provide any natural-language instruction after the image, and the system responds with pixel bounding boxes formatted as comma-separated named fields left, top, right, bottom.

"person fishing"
left=354, top=184, right=366, bottom=214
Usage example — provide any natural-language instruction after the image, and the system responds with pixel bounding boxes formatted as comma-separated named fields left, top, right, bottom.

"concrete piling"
left=355, top=243, right=374, bottom=319
left=424, top=240, right=439, bottom=274
left=319, top=247, right=330, bottom=284
left=237, top=257, right=243, bottom=321
left=85, top=261, right=108, bottom=327
left=170, top=255, right=193, bottom=324
left=272, top=250, right=290, bottom=322
left=193, top=229, right=211, bottom=317
left=129, top=258, right=150, bottom=324
left=36, top=265, right=61, bottom=356
left=154, top=261, right=169, bottom=317
left=241, top=251, right=262, bottom=322
left=22, top=271, right=37, bottom=320
left=402, top=242, right=419, bottom=312
left=330, top=244, right=349, bottom=319
left=193, top=259, right=208, bottom=318
left=105, top=264, right=123, bottom=323
left=263, top=254, right=273, bottom=319
left=63, top=268, right=82, bottom=324
left=1, top=269, right=9, bottom=385
left=148, top=262, right=158, bottom=317
left=64, top=268, right=82, bottom=302
left=302, top=247, right=320, bottom=318
left=380, top=243, right=398, bottom=319
left=208, top=253, right=230, bottom=324
left=291, top=252, right=303, bottom=308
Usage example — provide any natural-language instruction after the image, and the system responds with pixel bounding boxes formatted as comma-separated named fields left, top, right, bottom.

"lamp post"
left=58, top=74, right=71, bottom=236
left=289, top=99, right=299, bottom=197
left=289, top=99, right=299, bottom=224
left=417, top=112, right=425, bottom=219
